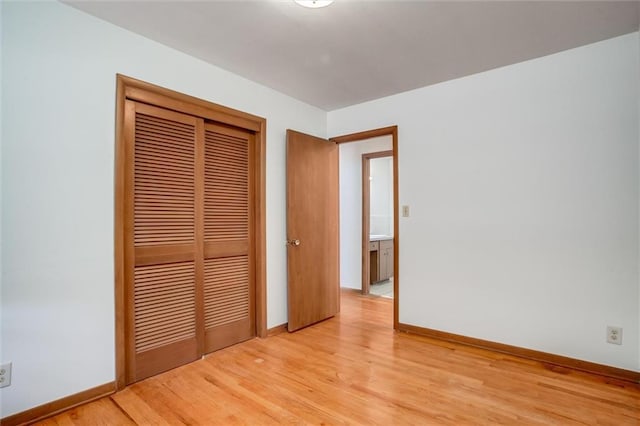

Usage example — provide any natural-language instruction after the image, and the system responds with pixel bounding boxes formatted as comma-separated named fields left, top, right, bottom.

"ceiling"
left=67, top=1, right=640, bottom=111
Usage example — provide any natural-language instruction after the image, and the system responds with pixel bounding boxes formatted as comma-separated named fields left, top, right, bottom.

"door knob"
left=287, top=239, right=301, bottom=246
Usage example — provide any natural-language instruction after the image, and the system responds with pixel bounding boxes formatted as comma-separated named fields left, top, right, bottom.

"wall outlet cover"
left=0, top=362, right=12, bottom=388
left=606, top=326, right=622, bottom=345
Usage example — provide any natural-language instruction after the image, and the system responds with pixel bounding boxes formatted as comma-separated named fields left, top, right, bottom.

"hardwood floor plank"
left=42, top=399, right=134, bottom=425
left=110, top=387, right=175, bottom=425
left=36, top=290, right=640, bottom=425
left=32, top=419, right=59, bottom=426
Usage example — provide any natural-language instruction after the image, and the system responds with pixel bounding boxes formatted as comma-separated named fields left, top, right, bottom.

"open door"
left=286, top=130, right=340, bottom=332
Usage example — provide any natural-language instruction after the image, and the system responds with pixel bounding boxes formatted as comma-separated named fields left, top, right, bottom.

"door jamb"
left=361, top=150, right=393, bottom=295
left=330, top=126, right=399, bottom=330
left=114, top=74, right=267, bottom=390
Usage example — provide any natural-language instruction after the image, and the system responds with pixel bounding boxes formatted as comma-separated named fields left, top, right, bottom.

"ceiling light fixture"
left=294, top=0, right=334, bottom=8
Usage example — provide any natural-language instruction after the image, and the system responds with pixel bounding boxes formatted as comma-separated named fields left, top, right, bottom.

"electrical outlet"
left=607, top=326, right=622, bottom=345
left=0, top=362, right=12, bottom=388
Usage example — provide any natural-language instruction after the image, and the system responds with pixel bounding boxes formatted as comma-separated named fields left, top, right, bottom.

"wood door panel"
left=204, top=124, right=249, bottom=242
left=369, top=251, right=379, bottom=284
left=135, top=244, right=194, bottom=266
left=134, top=338, right=198, bottom=382
left=134, top=107, right=196, bottom=247
left=202, top=123, right=254, bottom=353
left=133, top=261, right=198, bottom=381
left=204, top=318, right=253, bottom=353
left=204, top=240, right=248, bottom=259
left=126, top=101, right=200, bottom=384
left=286, top=130, right=339, bottom=332
left=203, top=256, right=249, bottom=328
left=203, top=255, right=254, bottom=353
left=379, top=239, right=394, bottom=281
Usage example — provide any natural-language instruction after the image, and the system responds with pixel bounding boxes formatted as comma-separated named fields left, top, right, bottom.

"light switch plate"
left=402, top=205, right=410, bottom=217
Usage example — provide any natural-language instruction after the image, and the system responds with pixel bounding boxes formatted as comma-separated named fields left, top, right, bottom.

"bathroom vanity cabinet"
left=369, top=237, right=393, bottom=284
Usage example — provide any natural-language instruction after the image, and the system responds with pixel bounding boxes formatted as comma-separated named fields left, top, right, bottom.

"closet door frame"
left=114, top=74, right=267, bottom=390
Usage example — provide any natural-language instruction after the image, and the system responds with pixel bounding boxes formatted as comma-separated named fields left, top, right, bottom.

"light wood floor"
left=39, top=290, right=639, bottom=425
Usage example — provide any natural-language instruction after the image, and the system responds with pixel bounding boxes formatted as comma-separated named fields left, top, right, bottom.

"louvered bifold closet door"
left=125, top=101, right=204, bottom=383
left=203, top=122, right=255, bottom=353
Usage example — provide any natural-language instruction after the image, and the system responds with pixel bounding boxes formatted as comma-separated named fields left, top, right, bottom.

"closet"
left=117, top=77, right=263, bottom=386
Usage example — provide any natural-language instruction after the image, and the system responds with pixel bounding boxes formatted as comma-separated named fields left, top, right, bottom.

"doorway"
left=331, top=126, right=399, bottom=329
left=362, top=152, right=394, bottom=298
left=285, top=126, right=399, bottom=331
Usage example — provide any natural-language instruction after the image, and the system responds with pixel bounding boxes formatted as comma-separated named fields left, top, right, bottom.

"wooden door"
left=378, top=248, right=388, bottom=282
left=380, top=239, right=394, bottom=281
left=203, top=123, right=255, bottom=352
left=286, top=130, right=339, bottom=332
left=125, top=101, right=202, bottom=383
left=124, top=101, right=256, bottom=384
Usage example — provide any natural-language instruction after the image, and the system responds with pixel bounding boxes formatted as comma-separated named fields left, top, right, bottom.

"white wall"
left=339, top=136, right=392, bottom=289
left=329, top=33, right=640, bottom=371
left=0, top=1, right=325, bottom=417
left=0, top=1, right=4, bottom=412
left=370, top=157, right=394, bottom=237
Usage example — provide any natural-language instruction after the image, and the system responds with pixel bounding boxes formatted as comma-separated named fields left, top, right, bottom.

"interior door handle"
left=287, top=239, right=301, bottom=246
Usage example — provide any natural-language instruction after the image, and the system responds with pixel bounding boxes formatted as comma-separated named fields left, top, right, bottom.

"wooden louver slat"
left=135, top=113, right=195, bottom=247
left=204, top=256, right=249, bottom=328
left=134, top=262, right=196, bottom=353
left=204, top=130, right=248, bottom=242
